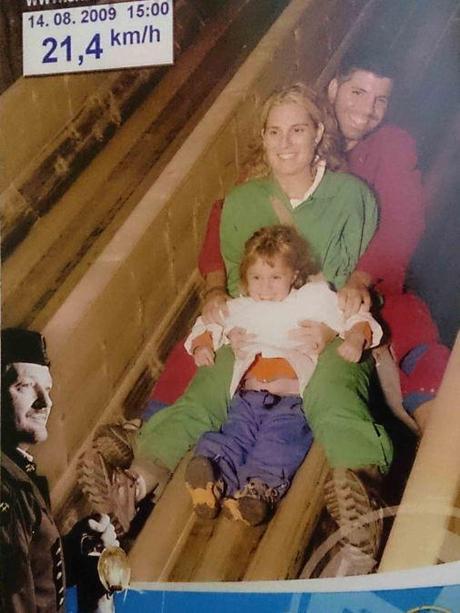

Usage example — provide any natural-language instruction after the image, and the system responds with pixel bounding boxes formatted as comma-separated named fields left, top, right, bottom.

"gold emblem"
left=97, top=546, right=131, bottom=595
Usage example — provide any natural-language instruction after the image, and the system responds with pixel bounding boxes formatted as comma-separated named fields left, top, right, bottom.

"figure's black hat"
left=1, top=328, right=50, bottom=374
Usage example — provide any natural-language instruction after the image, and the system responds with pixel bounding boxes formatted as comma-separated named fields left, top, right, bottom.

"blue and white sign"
left=23, top=1, right=173, bottom=76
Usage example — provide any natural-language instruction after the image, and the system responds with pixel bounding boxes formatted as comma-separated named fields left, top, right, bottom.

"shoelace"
left=241, top=479, right=284, bottom=505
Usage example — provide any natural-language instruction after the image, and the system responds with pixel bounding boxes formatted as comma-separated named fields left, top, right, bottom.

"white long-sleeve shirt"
left=185, top=280, right=382, bottom=396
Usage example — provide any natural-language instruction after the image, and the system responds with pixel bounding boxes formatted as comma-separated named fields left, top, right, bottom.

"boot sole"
left=78, top=448, right=136, bottom=535
left=92, top=419, right=141, bottom=468
left=222, top=496, right=269, bottom=526
left=185, top=456, right=221, bottom=519
left=324, top=468, right=382, bottom=557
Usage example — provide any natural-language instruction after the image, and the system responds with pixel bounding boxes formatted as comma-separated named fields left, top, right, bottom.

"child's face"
left=246, top=256, right=296, bottom=302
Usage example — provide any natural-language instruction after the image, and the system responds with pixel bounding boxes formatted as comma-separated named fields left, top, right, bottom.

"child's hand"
left=228, top=327, right=256, bottom=359
left=288, top=321, right=336, bottom=355
left=193, top=345, right=215, bottom=367
left=338, top=322, right=372, bottom=362
left=337, top=336, right=364, bottom=363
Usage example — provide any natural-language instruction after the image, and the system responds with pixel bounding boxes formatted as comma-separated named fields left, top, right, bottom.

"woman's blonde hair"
left=239, top=225, right=319, bottom=294
left=244, top=83, right=345, bottom=179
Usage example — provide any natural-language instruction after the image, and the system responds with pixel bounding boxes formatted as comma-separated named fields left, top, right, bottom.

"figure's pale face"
left=328, top=69, right=393, bottom=149
left=262, top=102, right=323, bottom=180
left=7, top=362, right=53, bottom=446
left=246, top=256, right=296, bottom=302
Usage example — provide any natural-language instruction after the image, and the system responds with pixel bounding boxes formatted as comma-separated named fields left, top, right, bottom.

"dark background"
left=356, top=0, right=460, bottom=348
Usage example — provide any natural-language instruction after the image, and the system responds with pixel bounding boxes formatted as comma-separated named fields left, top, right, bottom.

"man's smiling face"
left=6, top=362, right=53, bottom=447
left=328, top=69, right=393, bottom=150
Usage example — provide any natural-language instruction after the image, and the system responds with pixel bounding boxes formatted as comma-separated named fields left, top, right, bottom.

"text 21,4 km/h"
left=42, top=25, right=161, bottom=66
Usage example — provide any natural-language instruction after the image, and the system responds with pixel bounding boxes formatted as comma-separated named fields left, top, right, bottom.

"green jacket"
left=221, top=170, right=378, bottom=297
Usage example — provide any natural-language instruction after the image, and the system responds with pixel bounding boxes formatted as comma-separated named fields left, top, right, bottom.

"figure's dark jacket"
left=0, top=449, right=66, bottom=612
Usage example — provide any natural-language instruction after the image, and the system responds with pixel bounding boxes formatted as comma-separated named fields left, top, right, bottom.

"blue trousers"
left=195, top=390, right=313, bottom=497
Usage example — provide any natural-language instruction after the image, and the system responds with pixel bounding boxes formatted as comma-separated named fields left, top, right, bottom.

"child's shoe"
left=185, top=455, right=223, bottom=519
left=222, top=479, right=280, bottom=526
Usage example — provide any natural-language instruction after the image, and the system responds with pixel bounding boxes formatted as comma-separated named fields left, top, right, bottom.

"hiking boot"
left=92, top=418, right=142, bottom=469
left=78, top=448, right=138, bottom=536
left=323, top=467, right=384, bottom=573
left=318, top=543, right=378, bottom=578
left=222, top=479, right=280, bottom=526
left=185, top=455, right=224, bottom=519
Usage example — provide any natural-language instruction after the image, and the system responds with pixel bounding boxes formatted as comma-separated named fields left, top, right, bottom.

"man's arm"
left=198, top=199, right=225, bottom=279
left=334, top=179, right=378, bottom=317
left=339, top=126, right=424, bottom=314
left=201, top=270, right=230, bottom=324
left=350, top=125, right=425, bottom=296
left=0, top=484, right=38, bottom=611
left=197, top=200, right=230, bottom=322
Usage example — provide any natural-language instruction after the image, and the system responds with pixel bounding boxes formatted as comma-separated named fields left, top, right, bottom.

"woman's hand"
left=201, top=289, right=230, bottom=324
left=288, top=320, right=337, bottom=355
left=227, top=327, right=256, bottom=360
left=337, top=270, right=372, bottom=318
left=193, top=345, right=215, bottom=367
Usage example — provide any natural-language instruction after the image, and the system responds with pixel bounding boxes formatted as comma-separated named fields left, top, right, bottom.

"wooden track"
left=128, top=444, right=327, bottom=582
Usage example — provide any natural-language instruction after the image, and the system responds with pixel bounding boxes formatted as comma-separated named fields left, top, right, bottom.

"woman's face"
left=262, top=101, right=323, bottom=181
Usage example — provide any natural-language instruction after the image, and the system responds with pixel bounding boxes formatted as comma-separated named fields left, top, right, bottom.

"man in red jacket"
left=327, top=47, right=450, bottom=429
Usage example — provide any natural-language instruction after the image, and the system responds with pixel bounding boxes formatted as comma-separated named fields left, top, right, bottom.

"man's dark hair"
left=337, top=42, right=398, bottom=82
left=1, top=328, right=50, bottom=376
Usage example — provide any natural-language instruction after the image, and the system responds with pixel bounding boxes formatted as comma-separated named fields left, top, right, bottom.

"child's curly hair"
left=239, top=225, right=319, bottom=294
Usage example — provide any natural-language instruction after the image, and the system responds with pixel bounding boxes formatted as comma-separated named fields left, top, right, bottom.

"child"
left=184, top=225, right=382, bottom=526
